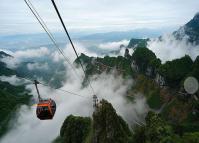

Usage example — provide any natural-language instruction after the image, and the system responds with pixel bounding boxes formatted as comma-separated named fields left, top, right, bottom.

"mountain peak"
left=0, top=51, right=12, bottom=59
left=92, top=99, right=132, bottom=143
left=173, top=12, right=199, bottom=44
left=186, top=12, right=199, bottom=28
left=193, top=12, right=199, bottom=21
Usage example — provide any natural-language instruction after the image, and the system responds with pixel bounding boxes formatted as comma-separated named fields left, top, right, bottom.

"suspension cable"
left=24, top=0, right=80, bottom=79
left=24, top=0, right=94, bottom=96
left=50, top=0, right=95, bottom=95
left=17, top=76, right=90, bottom=99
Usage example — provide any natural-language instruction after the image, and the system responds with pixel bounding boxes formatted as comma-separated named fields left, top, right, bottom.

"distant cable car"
left=34, top=80, right=56, bottom=120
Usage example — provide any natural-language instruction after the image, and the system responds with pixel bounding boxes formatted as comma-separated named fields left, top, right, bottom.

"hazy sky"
left=0, top=0, right=199, bottom=35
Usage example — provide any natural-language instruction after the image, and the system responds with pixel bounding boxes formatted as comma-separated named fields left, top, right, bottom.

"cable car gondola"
left=34, top=80, right=56, bottom=120
left=36, top=98, right=56, bottom=120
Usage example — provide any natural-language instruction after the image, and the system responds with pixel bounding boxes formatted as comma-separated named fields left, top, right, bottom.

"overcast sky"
left=0, top=0, right=199, bottom=35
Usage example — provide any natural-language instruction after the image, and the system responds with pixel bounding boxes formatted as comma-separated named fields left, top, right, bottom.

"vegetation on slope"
left=0, top=81, right=31, bottom=136
left=174, top=12, right=199, bottom=44
left=131, top=46, right=199, bottom=142
left=53, top=115, right=91, bottom=143
left=75, top=53, right=134, bottom=78
left=93, top=99, right=132, bottom=143
left=0, top=51, right=32, bottom=137
left=133, top=111, right=199, bottom=143
left=189, top=55, right=199, bottom=81
left=0, top=61, right=15, bottom=76
left=132, top=46, right=161, bottom=75
left=128, top=38, right=148, bottom=48
left=158, top=55, right=193, bottom=87
left=132, top=75, right=163, bottom=109
left=132, top=46, right=199, bottom=89
left=53, top=100, right=133, bottom=143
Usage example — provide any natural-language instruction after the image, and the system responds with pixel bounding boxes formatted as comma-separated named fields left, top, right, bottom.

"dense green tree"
left=0, top=81, right=31, bottom=136
left=0, top=61, right=15, bottom=76
left=75, top=53, right=133, bottom=77
left=93, top=99, right=132, bottom=143
left=158, top=55, right=193, bottom=87
left=149, top=58, right=161, bottom=70
left=132, top=47, right=159, bottom=73
left=128, top=39, right=148, bottom=48
left=171, top=132, right=199, bottom=143
left=145, top=111, right=173, bottom=143
left=59, top=115, right=91, bottom=143
left=132, top=126, right=146, bottom=143
left=189, top=55, right=199, bottom=81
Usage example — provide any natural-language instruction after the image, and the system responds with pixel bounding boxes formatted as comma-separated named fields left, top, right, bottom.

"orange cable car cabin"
left=34, top=80, right=56, bottom=120
left=36, top=99, right=56, bottom=120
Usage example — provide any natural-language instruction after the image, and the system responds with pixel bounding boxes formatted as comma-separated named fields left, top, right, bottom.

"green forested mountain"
left=189, top=56, right=199, bottom=80
left=0, top=51, right=12, bottom=59
left=133, top=111, right=199, bottom=143
left=158, top=55, right=193, bottom=87
left=131, top=47, right=199, bottom=87
left=54, top=99, right=132, bottom=143
left=0, top=81, right=31, bottom=136
left=75, top=53, right=133, bottom=78
left=128, top=38, right=148, bottom=48
left=0, top=51, right=15, bottom=76
left=174, top=12, right=199, bottom=44
left=0, top=61, right=15, bottom=76
left=0, top=51, right=32, bottom=137
left=1, top=12, right=199, bottom=142
left=54, top=100, right=199, bottom=143
left=72, top=44, right=199, bottom=143
left=131, top=46, right=161, bottom=75
left=53, top=115, right=91, bottom=143
left=92, top=99, right=132, bottom=143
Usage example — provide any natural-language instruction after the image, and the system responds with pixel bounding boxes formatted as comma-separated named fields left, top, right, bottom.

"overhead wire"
left=50, top=0, right=95, bottom=95
left=24, top=0, right=97, bottom=108
left=24, top=0, right=80, bottom=80
left=24, top=0, right=94, bottom=96
left=17, top=76, right=90, bottom=99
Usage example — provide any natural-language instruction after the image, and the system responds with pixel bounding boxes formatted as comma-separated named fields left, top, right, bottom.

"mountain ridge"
left=174, top=12, right=199, bottom=44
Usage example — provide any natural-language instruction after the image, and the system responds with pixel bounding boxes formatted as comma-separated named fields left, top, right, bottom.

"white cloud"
left=0, top=46, right=148, bottom=143
left=0, top=70, right=148, bottom=143
left=27, top=62, right=49, bottom=71
left=13, top=47, right=50, bottom=59
left=1, top=47, right=49, bottom=59
left=58, top=42, right=98, bottom=63
left=0, top=47, right=50, bottom=68
left=50, top=51, right=64, bottom=63
left=96, top=40, right=133, bottom=57
left=0, top=56, right=19, bottom=69
left=147, top=34, right=199, bottom=63
left=98, top=40, right=129, bottom=50
left=0, top=75, right=29, bottom=86
left=56, top=40, right=133, bottom=63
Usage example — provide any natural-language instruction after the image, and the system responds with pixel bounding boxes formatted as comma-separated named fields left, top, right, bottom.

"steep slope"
left=174, top=12, right=199, bottom=44
left=0, top=51, right=12, bottom=59
left=53, top=115, right=91, bottom=143
left=133, top=111, right=199, bottom=143
left=128, top=38, right=148, bottom=48
left=93, top=99, right=132, bottom=143
left=75, top=53, right=133, bottom=78
left=0, top=81, right=31, bottom=136
left=0, top=51, right=32, bottom=137
left=53, top=100, right=132, bottom=143
left=0, top=51, right=15, bottom=76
